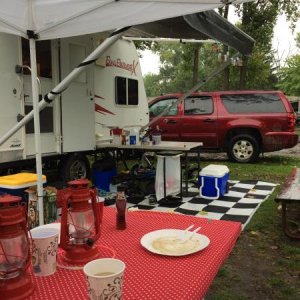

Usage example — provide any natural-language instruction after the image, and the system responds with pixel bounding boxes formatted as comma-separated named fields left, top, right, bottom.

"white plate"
left=30, top=223, right=61, bottom=244
left=140, top=229, right=210, bottom=256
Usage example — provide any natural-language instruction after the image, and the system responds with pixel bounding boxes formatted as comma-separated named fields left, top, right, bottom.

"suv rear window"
left=221, top=93, right=286, bottom=113
left=184, top=96, right=213, bottom=115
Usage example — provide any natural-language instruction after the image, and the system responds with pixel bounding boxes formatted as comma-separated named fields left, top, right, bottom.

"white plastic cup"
left=30, top=227, right=59, bottom=276
left=83, top=258, right=126, bottom=300
left=152, top=133, right=161, bottom=145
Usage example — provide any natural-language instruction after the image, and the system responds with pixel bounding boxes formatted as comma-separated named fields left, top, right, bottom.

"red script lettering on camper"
left=105, top=56, right=138, bottom=76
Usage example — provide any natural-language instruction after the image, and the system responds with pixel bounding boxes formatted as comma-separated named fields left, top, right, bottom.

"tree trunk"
left=193, top=46, right=199, bottom=85
left=223, top=45, right=230, bottom=90
left=222, top=5, right=230, bottom=90
left=239, top=56, right=248, bottom=89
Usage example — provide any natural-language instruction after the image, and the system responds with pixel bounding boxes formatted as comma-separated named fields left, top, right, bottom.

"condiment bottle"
left=116, top=185, right=127, bottom=230
left=121, top=134, right=126, bottom=145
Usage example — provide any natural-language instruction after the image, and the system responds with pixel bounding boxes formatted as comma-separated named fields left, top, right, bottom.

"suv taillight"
left=288, top=112, right=296, bottom=131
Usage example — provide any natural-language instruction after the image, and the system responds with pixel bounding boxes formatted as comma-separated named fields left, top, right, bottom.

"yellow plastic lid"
left=0, top=173, right=47, bottom=189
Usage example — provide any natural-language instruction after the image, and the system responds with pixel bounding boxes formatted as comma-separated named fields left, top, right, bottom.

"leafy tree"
left=143, top=73, right=163, bottom=97
left=277, top=55, right=300, bottom=95
left=236, top=0, right=300, bottom=88
left=145, top=41, right=228, bottom=97
left=142, top=1, right=300, bottom=96
left=277, top=32, right=300, bottom=96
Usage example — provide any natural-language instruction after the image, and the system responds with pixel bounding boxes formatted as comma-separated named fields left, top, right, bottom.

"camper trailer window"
left=24, top=105, right=54, bottom=134
left=22, top=38, right=52, bottom=78
left=115, top=76, right=138, bottom=106
left=128, top=79, right=138, bottom=105
left=115, top=76, right=127, bottom=105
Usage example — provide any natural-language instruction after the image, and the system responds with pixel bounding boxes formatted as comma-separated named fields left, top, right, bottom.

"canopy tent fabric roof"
left=0, top=0, right=254, bottom=226
left=129, top=10, right=254, bottom=55
left=0, top=0, right=252, bottom=40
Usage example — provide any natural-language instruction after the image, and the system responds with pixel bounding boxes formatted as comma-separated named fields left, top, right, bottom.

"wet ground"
left=200, top=141, right=300, bottom=161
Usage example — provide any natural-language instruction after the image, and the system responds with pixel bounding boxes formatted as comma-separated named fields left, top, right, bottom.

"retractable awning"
left=128, top=10, right=254, bottom=55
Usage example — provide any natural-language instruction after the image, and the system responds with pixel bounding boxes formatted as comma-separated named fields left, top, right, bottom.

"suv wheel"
left=227, top=134, right=260, bottom=163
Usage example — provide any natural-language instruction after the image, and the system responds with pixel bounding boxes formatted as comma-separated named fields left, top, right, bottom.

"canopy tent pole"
left=0, top=27, right=129, bottom=146
left=29, top=36, right=44, bottom=225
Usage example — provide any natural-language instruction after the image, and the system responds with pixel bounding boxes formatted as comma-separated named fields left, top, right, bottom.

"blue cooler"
left=93, top=168, right=117, bottom=192
left=92, top=157, right=117, bottom=192
left=199, top=165, right=229, bottom=200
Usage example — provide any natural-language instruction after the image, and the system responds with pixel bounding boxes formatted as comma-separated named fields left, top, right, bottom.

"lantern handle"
left=24, top=208, right=33, bottom=273
left=57, top=189, right=73, bottom=251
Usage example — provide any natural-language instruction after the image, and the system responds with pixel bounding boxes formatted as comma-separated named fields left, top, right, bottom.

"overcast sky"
left=139, top=13, right=300, bottom=76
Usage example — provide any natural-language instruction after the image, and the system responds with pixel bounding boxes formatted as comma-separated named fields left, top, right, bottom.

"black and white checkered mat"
left=105, top=180, right=277, bottom=229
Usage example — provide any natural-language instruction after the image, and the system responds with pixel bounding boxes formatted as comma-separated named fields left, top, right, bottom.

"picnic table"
left=275, top=167, right=300, bottom=239
left=29, top=207, right=241, bottom=299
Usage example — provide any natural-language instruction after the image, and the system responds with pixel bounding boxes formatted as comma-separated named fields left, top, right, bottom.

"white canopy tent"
left=0, top=0, right=252, bottom=225
left=0, top=0, right=253, bottom=40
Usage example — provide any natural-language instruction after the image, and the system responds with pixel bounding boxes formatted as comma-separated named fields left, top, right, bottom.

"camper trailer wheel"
left=60, top=154, right=90, bottom=181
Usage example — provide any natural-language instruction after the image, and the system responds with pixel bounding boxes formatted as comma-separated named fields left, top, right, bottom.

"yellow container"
left=0, top=173, right=46, bottom=189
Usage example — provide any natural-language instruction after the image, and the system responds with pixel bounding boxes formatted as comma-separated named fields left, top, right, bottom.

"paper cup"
left=152, top=134, right=161, bottom=145
left=83, top=258, right=126, bottom=300
left=30, top=227, right=59, bottom=276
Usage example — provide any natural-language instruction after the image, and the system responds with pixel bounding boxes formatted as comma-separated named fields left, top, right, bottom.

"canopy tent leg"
left=29, top=37, right=44, bottom=225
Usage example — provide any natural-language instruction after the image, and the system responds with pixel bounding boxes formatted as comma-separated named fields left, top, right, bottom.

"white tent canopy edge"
left=0, top=0, right=251, bottom=40
left=0, top=0, right=253, bottom=225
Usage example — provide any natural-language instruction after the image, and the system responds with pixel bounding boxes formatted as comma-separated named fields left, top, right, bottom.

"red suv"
left=149, top=91, right=298, bottom=163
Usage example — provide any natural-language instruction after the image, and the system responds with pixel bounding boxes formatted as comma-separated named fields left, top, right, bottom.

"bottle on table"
left=116, top=185, right=127, bottom=230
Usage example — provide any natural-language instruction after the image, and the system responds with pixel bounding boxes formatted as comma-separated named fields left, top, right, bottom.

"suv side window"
left=184, top=96, right=213, bottom=115
left=149, top=98, right=178, bottom=117
left=221, top=93, right=286, bottom=113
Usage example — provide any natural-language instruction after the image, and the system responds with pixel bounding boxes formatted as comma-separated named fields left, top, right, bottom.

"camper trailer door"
left=0, top=33, right=24, bottom=163
left=60, top=36, right=95, bottom=152
left=21, top=39, right=59, bottom=157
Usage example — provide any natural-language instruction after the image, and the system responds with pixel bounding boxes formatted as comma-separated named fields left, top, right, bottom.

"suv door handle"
left=203, top=118, right=216, bottom=123
left=164, top=119, right=177, bottom=124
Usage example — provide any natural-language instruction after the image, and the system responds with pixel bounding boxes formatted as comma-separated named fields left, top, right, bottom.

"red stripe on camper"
left=95, top=103, right=115, bottom=115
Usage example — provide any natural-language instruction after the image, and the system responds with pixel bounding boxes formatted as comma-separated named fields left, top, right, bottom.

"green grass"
left=296, top=125, right=300, bottom=136
left=202, top=155, right=300, bottom=300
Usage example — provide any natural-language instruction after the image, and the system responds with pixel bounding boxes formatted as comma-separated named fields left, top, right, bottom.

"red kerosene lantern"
left=57, top=179, right=101, bottom=264
left=0, top=194, right=35, bottom=300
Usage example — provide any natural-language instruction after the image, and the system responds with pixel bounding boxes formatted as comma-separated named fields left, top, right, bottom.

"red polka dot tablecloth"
left=28, top=207, right=241, bottom=300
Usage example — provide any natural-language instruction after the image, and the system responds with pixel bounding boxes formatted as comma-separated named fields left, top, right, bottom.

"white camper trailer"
left=0, top=33, right=149, bottom=179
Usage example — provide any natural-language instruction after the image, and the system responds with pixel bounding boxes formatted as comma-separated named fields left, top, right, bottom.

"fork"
left=179, top=226, right=201, bottom=243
